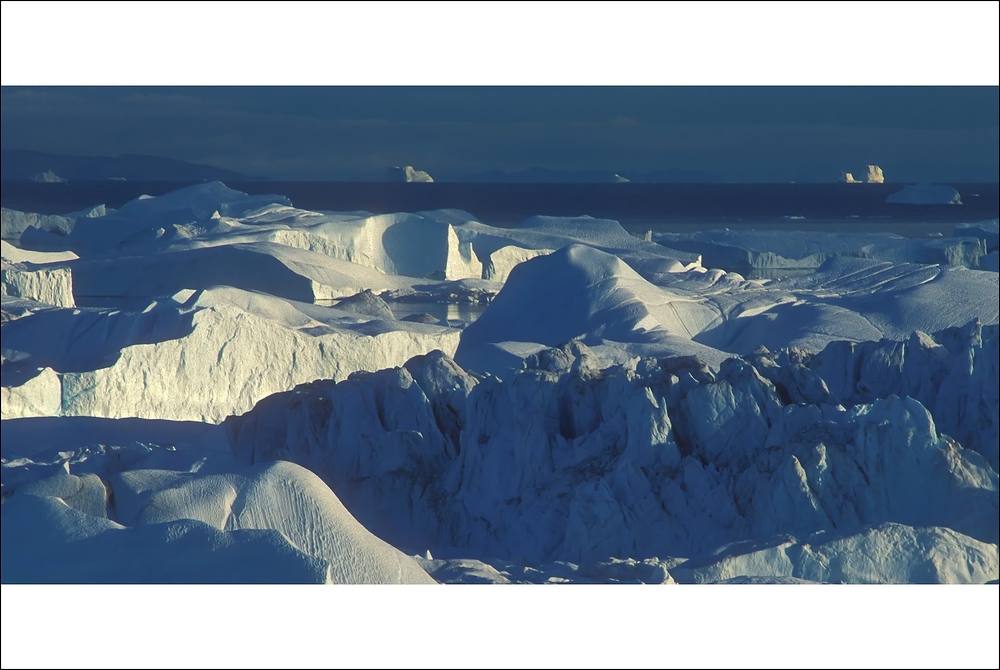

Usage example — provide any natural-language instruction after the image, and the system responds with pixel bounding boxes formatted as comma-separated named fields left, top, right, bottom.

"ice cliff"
left=228, top=321, right=998, bottom=575
left=1, top=204, right=106, bottom=241
left=1, top=286, right=461, bottom=423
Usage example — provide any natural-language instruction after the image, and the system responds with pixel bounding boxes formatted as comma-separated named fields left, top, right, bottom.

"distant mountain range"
left=1, top=150, right=268, bottom=182
left=456, top=167, right=722, bottom=183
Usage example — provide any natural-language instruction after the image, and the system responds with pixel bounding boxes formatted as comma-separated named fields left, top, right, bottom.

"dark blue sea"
left=2, top=181, right=997, bottom=235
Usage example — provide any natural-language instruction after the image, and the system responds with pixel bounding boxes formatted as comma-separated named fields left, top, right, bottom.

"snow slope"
left=454, top=245, right=999, bottom=376
left=454, top=215, right=702, bottom=284
left=1, top=460, right=435, bottom=584
left=456, top=244, right=730, bottom=375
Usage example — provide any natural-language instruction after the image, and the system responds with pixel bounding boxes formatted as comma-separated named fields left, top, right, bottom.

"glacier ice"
left=1, top=261, right=75, bottom=308
left=2, top=286, right=461, bottom=422
left=669, top=523, right=997, bottom=584
left=2, top=204, right=106, bottom=241
left=228, top=331, right=998, bottom=575
left=454, top=243, right=998, bottom=376
left=652, top=228, right=991, bottom=273
left=2, top=241, right=76, bottom=307
left=1, top=461, right=435, bottom=583
left=2, top=181, right=997, bottom=585
left=69, top=241, right=419, bottom=305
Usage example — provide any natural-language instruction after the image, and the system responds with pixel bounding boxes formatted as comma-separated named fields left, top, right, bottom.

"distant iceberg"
left=31, top=170, right=68, bottom=183
left=387, top=165, right=434, bottom=183
left=886, top=182, right=962, bottom=205
left=839, top=165, right=883, bottom=184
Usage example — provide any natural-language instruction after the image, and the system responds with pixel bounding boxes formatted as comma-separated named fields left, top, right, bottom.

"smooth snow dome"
left=1, top=181, right=998, bottom=584
left=2, top=461, right=435, bottom=583
left=886, top=182, right=963, bottom=205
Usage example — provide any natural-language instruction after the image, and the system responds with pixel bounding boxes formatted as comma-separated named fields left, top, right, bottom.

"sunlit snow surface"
left=2, top=183, right=998, bottom=583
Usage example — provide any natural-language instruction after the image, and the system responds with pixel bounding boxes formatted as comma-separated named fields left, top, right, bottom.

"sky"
left=2, top=4, right=998, bottom=183
left=2, top=85, right=998, bottom=182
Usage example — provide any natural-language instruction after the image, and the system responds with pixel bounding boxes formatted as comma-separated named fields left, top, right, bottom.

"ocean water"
left=2, top=180, right=997, bottom=236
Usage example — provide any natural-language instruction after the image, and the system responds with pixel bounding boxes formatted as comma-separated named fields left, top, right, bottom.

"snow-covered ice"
left=2, top=461, right=435, bottom=583
left=2, top=287, right=461, bottom=422
left=228, top=336, right=998, bottom=574
left=2, top=181, right=997, bottom=584
left=2, top=204, right=106, bottom=241
left=652, top=228, right=992, bottom=273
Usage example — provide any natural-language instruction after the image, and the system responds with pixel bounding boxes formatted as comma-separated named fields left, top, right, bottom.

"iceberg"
left=1, top=241, right=77, bottom=307
left=886, top=182, right=963, bottom=205
left=652, top=228, right=990, bottom=273
left=69, top=242, right=418, bottom=305
left=228, top=330, right=998, bottom=572
left=454, top=243, right=998, bottom=375
left=387, top=165, right=434, bottom=183
left=32, top=170, right=68, bottom=183
left=2, top=180, right=997, bottom=585
left=1, top=286, right=461, bottom=422
left=455, top=215, right=702, bottom=284
left=455, top=244, right=729, bottom=375
left=1, top=204, right=105, bottom=241
left=955, top=220, right=999, bottom=253
left=1, top=262, right=75, bottom=309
